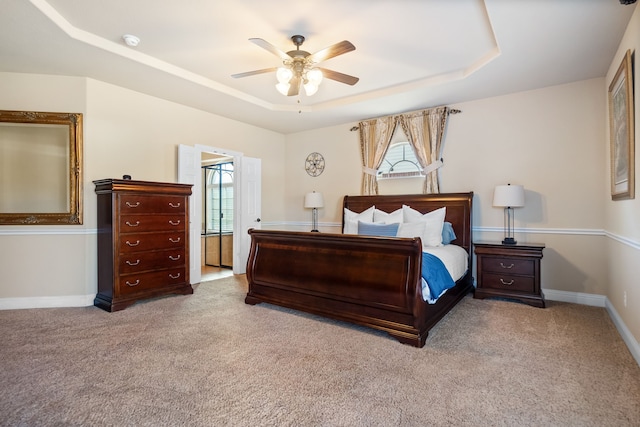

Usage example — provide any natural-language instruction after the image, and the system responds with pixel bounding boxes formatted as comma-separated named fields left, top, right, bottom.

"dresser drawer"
left=119, top=194, right=186, bottom=214
left=120, top=214, right=185, bottom=233
left=482, top=273, right=535, bottom=293
left=117, top=268, right=187, bottom=296
left=119, top=249, right=185, bottom=274
left=119, top=231, right=185, bottom=253
left=482, top=257, right=534, bottom=276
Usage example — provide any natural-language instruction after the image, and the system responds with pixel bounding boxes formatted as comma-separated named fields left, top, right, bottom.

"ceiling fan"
left=232, top=35, right=359, bottom=97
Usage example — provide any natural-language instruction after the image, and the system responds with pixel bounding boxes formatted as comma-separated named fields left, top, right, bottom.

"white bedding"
left=421, top=244, right=469, bottom=303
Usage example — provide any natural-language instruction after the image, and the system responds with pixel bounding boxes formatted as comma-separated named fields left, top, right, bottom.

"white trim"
left=475, top=226, right=605, bottom=236
left=476, top=226, right=640, bottom=251
left=606, top=299, right=640, bottom=366
left=605, top=231, right=640, bottom=251
left=0, top=294, right=95, bottom=310
left=543, top=289, right=606, bottom=307
left=263, top=224, right=637, bottom=245
left=0, top=227, right=96, bottom=236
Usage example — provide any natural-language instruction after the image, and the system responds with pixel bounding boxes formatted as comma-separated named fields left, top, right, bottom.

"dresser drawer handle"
left=169, top=220, right=181, bottom=226
left=169, top=273, right=181, bottom=279
left=125, top=221, right=140, bottom=227
left=125, top=240, right=140, bottom=247
left=169, top=255, right=181, bottom=261
left=126, top=259, right=140, bottom=266
left=169, top=237, right=181, bottom=243
left=125, top=202, right=140, bottom=208
left=500, top=278, right=514, bottom=286
left=500, top=262, right=514, bottom=269
left=126, top=279, right=140, bottom=287
left=169, top=202, right=181, bottom=208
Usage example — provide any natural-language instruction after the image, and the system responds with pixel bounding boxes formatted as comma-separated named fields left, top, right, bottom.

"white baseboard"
left=0, top=294, right=94, bottom=310
left=543, top=289, right=607, bottom=307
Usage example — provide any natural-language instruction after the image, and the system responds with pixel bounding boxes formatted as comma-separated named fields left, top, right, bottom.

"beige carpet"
left=1, top=275, right=639, bottom=426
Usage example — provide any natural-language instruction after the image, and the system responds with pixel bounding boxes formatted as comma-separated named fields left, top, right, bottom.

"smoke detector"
left=122, top=34, right=140, bottom=47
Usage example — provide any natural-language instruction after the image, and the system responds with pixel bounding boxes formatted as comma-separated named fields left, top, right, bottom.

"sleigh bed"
left=245, top=192, right=474, bottom=347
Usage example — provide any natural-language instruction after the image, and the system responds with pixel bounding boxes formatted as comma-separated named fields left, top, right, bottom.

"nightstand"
left=474, top=241, right=545, bottom=308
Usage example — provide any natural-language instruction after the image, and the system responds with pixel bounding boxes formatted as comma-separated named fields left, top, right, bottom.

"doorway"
left=200, top=154, right=234, bottom=282
left=178, top=144, right=261, bottom=284
left=202, top=161, right=234, bottom=269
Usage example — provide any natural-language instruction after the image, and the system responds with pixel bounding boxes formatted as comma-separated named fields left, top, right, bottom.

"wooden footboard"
left=245, top=192, right=474, bottom=347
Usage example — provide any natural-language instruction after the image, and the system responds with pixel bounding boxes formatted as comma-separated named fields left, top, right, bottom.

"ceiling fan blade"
left=287, top=75, right=301, bottom=96
left=249, top=38, right=291, bottom=60
left=317, top=68, right=359, bottom=86
left=306, top=41, right=355, bottom=64
left=231, top=67, right=278, bottom=78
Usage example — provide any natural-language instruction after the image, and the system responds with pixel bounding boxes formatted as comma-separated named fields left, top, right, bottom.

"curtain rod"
left=349, top=108, right=462, bottom=131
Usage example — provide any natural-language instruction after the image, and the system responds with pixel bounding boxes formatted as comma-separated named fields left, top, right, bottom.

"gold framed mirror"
left=0, top=110, right=83, bottom=225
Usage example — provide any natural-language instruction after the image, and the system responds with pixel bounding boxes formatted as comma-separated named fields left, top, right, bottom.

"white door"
left=179, top=145, right=260, bottom=280
left=235, top=156, right=261, bottom=274
left=177, top=144, right=202, bottom=284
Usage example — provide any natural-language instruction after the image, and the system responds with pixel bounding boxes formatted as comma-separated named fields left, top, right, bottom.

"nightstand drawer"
left=482, top=257, right=534, bottom=276
left=482, top=273, right=535, bottom=293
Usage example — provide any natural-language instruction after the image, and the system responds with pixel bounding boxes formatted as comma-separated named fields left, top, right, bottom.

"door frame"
left=182, top=144, right=243, bottom=282
left=197, top=144, right=244, bottom=277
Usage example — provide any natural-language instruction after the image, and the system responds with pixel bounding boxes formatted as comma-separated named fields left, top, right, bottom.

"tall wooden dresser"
left=94, top=179, right=193, bottom=312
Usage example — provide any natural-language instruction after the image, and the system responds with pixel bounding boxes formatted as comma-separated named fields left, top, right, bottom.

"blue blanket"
left=422, top=252, right=456, bottom=299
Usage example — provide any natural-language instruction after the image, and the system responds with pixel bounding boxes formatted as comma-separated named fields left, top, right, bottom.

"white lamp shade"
left=303, top=82, right=319, bottom=96
left=276, top=67, right=293, bottom=84
left=306, top=68, right=323, bottom=85
left=493, top=184, right=525, bottom=207
left=276, top=82, right=290, bottom=95
left=304, top=191, right=324, bottom=208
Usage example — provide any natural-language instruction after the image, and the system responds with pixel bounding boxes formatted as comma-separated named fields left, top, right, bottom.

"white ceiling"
left=0, top=0, right=635, bottom=134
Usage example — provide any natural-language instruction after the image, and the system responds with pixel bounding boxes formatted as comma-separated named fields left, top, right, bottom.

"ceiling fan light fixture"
left=235, top=35, right=357, bottom=98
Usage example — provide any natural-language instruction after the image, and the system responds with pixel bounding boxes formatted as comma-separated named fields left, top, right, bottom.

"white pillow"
left=396, top=221, right=426, bottom=239
left=343, top=206, right=375, bottom=234
left=402, top=206, right=446, bottom=248
left=373, top=207, right=403, bottom=224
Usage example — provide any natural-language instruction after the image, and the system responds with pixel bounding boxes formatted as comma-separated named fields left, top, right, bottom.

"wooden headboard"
left=342, top=192, right=474, bottom=256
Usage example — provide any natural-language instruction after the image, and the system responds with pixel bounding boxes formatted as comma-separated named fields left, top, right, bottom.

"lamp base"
left=502, top=237, right=517, bottom=245
left=311, top=229, right=319, bottom=232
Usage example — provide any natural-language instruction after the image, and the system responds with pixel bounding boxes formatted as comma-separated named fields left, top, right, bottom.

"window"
left=204, top=162, right=234, bottom=233
left=377, top=128, right=422, bottom=179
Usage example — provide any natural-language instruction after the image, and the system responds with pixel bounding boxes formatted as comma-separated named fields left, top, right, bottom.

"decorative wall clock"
left=305, top=152, right=325, bottom=177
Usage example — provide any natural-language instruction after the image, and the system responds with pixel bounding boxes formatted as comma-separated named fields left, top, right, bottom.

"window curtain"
left=358, top=116, right=397, bottom=195
left=399, top=106, right=449, bottom=194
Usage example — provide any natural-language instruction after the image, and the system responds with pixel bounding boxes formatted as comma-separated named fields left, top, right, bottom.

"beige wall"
left=0, top=43, right=638, bottom=349
left=0, top=73, right=285, bottom=299
left=284, top=78, right=609, bottom=297
left=605, top=5, right=640, bottom=342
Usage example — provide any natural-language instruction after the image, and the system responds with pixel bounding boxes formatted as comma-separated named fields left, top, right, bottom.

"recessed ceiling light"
left=122, top=34, right=140, bottom=47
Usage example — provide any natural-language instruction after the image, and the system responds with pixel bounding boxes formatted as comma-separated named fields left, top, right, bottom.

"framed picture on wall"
left=608, top=49, right=635, bottom=200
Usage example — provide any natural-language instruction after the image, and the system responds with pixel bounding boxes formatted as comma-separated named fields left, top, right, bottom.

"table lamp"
left=304, top=191, right=324, bottom=232
left=493, top=184, right=525, bottom=245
